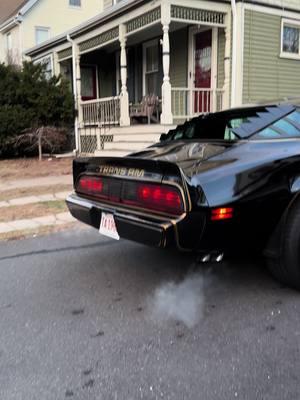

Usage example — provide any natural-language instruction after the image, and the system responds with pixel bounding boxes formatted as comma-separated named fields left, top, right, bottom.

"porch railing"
left=171, top=88, right=224, bottom=120
left=81, top=96, right=120, bottom=126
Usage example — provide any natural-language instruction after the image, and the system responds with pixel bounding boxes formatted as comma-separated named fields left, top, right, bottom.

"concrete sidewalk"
left=0, top=191, right=71, bottom=208
left=0, top=212, right=75, bottom=234
left=0, top=175, right=75, bottom=237
left=0, top=175, right=73, bottom=192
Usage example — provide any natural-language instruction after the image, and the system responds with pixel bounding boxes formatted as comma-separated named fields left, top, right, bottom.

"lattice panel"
left=126, top=7, right=161, bottom=34
left=171, top=5, right=225, bottom=25
left=101, top=135, right=113, bottom=149
left=80, top=136, right=97, bottom=154
left=57, top=48, right=72, bottom=61
left=79, top=27, right=119, bottom=53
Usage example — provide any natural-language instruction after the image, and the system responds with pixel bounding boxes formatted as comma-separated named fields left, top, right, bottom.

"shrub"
left=0, top=61, right=74, bottom=158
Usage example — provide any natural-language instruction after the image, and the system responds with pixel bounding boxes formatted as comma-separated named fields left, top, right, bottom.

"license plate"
left=99, top=213, right=120, bottom=240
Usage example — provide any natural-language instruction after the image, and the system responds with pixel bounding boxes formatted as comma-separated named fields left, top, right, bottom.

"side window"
left=253, top=110, right=300, bottom=139
left=281, top=19, right=300, bottom=59
left=35, top=27, right=49, bottom=45
left=225, top=118, right=248, bottom=140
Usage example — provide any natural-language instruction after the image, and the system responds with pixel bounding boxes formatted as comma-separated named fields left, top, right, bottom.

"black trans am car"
left=67, top=103, right=300, bottom=289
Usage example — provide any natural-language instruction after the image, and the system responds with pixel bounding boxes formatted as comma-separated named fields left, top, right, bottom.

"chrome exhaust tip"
left=198, top=252, right=224, bottom=263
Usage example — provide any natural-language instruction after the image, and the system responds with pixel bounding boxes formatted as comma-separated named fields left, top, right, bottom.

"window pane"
left=146, top=45, right=158, bottom=73
left=253, top=110, right=300, bottom=139
left=146, top=72, right=158, bottom=95
left=273, top=119, right=299, bottom=136
left=36, top=28, right=49, bottom=45
left=69, top=0, right=81, bottom=6
left=81, top=68, right=95, bottom=98
left=283, top=25, right=299, bottom=54
left=255, top=128, right=281, bottom=139
left=287, top=110, right=300, bottom=124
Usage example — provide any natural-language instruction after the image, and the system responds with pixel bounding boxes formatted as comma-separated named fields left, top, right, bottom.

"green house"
left=26, top=0, right=300, bottom=155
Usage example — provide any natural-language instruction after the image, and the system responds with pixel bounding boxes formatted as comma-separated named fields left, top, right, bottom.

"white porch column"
left=119, top=24, right=130, bottom=127
left=69, top=39, right=81, bottom=153
left=223, top=12, right=232, bottom=110
left=160, top=2, right=173, bottom=125
left=53, top=52, right=60, bottom=76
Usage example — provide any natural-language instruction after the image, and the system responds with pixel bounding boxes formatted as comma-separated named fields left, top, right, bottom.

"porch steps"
left=94, top=124, right=177, bottom=157
left=112, top=133, right=161, bottom=143
left=94, top=149, right=132, bottom=157
left=104, top=141, right=155, bottom=151
left=107, top=125, right=174, bottom=135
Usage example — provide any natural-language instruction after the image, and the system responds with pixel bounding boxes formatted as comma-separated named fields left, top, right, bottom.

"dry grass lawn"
left=0, top=201, right=67, bottom=223
left=0, top=184, right=73, bottom=202
left=0, top=157, right=73, bottom=182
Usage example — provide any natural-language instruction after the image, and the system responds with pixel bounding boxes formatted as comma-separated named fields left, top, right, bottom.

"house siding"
left=217, top=28, right=225, bottom=90
left=0, top=25, right=21, bottom=64
left=170, top=27, right=188, bottom=88
left=0, top=0, right=103, bottom=65
left=169, top=27, right=188, bottom=119
left=243, top=9, right=300, bottom=103
left=254, top=0, right=300, bottom=11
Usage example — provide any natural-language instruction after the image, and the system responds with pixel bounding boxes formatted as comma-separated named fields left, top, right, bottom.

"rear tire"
left=266, top=196, right=300, bottom=290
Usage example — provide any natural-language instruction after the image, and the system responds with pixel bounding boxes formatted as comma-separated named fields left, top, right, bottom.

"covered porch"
left=57, top=1, right=232, bottom=154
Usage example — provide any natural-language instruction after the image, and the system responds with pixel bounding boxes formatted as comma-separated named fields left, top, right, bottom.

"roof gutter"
left=0, top=13, right=22, bottom=33
left=231, top=0, right=237, bottom=108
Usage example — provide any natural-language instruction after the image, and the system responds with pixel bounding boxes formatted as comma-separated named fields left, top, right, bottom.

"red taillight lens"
left=137, top=184, right=183, bottom=215
left=76, top=175, right=184, bottom=216
left=77, top=176, right=104, bottom=196
left=211, top=207, right=233, bottom=221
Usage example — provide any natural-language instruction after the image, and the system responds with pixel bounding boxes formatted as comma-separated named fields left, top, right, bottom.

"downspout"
left=231, top=0, right=237, bottom=108
left=16, top=14, right=23, bottom=65
left=67, top=34, right=79, bottom=154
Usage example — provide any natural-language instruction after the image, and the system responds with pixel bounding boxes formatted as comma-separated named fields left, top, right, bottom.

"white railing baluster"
left=171, top=87, right=224, bottom=119
left=81, top=96, right=121, bottom=126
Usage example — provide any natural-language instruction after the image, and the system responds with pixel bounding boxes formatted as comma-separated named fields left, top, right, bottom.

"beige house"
left=26, top=0, right=300, bottom=156
left=0, top=0, right=103, bottom=65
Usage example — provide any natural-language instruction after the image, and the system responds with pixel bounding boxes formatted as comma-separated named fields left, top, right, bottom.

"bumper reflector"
left=211, top=207, right=233, bottom=221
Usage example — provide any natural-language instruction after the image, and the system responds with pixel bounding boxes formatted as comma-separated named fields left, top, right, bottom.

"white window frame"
left=35, top=26, right=50, bottom=45
left=280, top=18, right=300, bottom=60
left=142, top=39, right=159, bottom=96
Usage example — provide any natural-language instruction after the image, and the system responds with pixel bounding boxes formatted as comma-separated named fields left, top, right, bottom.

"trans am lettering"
left=99, top=166, right=145, bottom=178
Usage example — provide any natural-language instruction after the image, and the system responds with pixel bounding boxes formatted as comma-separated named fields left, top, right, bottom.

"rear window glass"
left=253, top=109, right=300, bottom=139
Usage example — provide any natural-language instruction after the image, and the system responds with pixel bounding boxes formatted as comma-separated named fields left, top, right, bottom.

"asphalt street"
left=0, top=227, right=299, bottom=400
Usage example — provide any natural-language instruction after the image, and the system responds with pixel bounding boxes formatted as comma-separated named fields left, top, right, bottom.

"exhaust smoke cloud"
left=150, top=271, right=207, bottom=329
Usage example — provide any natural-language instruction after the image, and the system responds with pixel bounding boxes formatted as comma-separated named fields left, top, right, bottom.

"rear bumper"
left=66, top=194, right=177, bottom=248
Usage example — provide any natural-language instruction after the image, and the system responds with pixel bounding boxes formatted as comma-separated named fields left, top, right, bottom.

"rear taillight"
left=77, top=176, right=105, bottom=197
left=211, top=207, right=233, bottom=221
left=76, top=175, right=184, bottom=216
left=136, top=184, right=183, bottom=215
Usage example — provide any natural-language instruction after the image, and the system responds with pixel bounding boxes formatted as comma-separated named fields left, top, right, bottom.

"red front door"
left=194, top=30, right=212, bottom=113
